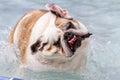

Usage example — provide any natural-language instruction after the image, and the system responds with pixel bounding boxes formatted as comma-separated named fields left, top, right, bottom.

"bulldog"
left=8, top=3, right=92, bottom=71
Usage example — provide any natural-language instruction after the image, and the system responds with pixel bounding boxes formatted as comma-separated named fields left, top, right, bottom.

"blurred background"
left=0, top=0, right=120, bottom=80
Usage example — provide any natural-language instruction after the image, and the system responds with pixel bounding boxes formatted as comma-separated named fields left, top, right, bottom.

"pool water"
left=0, top=0, right=120, bottom=80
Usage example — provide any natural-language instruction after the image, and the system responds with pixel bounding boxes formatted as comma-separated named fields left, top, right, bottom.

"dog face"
left=30, top=12, right=91, bottom=59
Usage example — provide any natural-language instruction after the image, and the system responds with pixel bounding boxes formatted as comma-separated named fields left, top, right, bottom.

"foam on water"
left=0, top=0, right=120, bottom=80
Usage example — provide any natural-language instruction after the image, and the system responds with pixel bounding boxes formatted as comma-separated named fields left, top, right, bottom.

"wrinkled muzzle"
left=63, top=31, right=92, bottom=57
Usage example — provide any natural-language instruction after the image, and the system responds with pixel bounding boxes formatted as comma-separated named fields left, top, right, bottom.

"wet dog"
left=8, top=3, right=92, bottom=71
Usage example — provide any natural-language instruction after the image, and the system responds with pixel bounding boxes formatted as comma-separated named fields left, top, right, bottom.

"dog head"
left=30, top=17, right=91, bottom=59
left=29, top=4, right=92, bottom=62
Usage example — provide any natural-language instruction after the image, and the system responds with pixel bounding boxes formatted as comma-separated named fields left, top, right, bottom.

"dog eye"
left=31, top=40, right=41, bottom=54
left=53, top=38, right=61, bottom=47
left=65, top=22, right=76, bottom=30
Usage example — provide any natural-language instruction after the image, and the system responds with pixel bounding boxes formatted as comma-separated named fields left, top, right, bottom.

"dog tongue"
left=68, top=35, right=77, bottom=46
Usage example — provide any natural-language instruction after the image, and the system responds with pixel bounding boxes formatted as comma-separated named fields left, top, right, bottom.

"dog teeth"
left=68, top=35, right=77, bottom=46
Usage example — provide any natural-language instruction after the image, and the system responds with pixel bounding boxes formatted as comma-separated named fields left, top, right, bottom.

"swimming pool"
left=0, top=0, right=120, bottom=80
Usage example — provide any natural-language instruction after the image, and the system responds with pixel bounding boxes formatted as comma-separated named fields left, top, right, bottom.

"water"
left=0, top=0, right=120, bottom=80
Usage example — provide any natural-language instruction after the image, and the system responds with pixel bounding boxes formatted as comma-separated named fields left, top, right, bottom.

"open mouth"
left=64, top=32, right=92, bottom=54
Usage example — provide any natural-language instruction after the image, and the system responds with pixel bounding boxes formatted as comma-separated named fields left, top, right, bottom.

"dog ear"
left=31, top=40, right=41, bottom=55
left=46, top=3, right=68, bottom=18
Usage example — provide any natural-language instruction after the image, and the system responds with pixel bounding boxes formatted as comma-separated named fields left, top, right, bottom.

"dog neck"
left=36, top=47, right=87, bottom=71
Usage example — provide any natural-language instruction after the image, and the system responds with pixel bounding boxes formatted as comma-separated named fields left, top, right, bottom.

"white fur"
left=78, top=21, right=88, bottom=33
left=25, top=12, right=62, bottom=65
left=29, top=12, right=56, bottom=44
